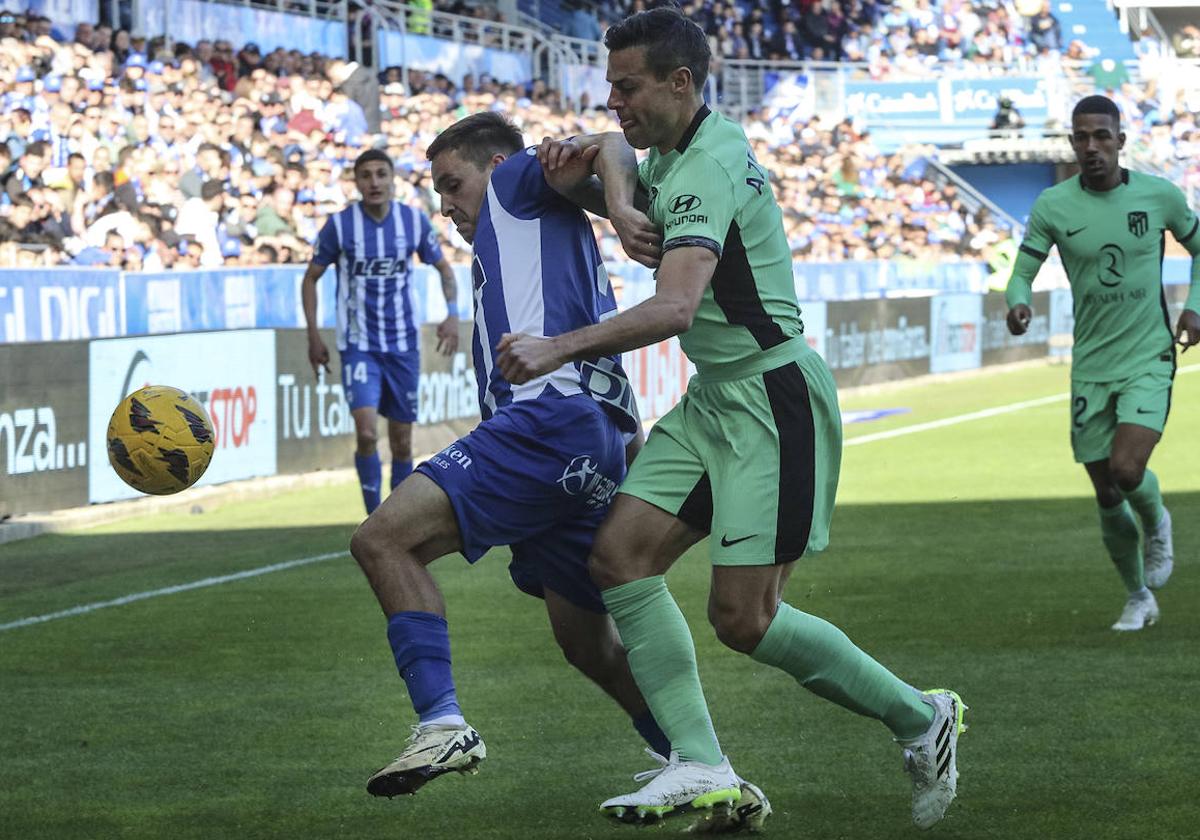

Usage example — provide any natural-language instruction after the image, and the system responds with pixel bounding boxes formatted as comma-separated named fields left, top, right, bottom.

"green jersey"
left=1007, top=170, right=1200, bottom=382
left=639, top=106, right=804, bottom=375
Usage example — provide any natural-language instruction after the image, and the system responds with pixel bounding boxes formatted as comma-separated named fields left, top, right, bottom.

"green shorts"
left=1070, top=354, right=1176, bottom=463
left=619, top=343, right=841, bottom=565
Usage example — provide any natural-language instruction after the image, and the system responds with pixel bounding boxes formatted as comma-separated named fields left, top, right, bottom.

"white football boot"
left=601, top=750, right=741, bottom=826
left=1111, top=589, right=1160, bottom=631
left=897, top=689, right=968, bottom=830
left=366, top=723, right=485, bottom=797
left=1143, top=507, right=1174, bottom=590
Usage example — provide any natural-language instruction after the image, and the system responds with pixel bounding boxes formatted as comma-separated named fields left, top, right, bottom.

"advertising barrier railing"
left=13, top=286, right=1189, bottom=519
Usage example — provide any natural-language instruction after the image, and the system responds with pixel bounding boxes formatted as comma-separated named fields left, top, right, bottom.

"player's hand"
left=610, top=205, right=662, bottom=269
left=1176, top=308, right=1200, bottom=353
left=537, top=137, right=599, bottom=193
left=1006, top=304, right=1032, bottom=336
left=495, top=333, right=565, bottom=385
left=437, top=313, right=459, bottom=356
left=307, top=332, right=330, bottom=377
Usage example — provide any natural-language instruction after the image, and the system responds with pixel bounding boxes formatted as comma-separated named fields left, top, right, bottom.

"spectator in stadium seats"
left=1173, top=24, right=1200, bottom=58
left=174, top=179, right=225, bottom=267
left=179, top=143, right=225, bottom=199
left=328, top=59, right=381, bottom=134
left=255, top=185, right=298, bottom=238
left=1027, top=1, right=1061, bottom=52
left=566, top=1, right=603, bottom=40
left=771, top=18, right=804, bottom=61
left=5, top=140, right=49, bottom=203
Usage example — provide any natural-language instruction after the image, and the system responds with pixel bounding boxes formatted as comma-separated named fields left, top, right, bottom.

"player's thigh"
left=1070, top=379, right=1117, bottom=464
left=353, top=471, right=462, bottom=565
left=707, top=354, right=842, bottom=567
left=340, top=349, right=383, bottom=413
left=1110, top=359, right=1172, bottom=471
left=593, top=411, right=709, bottom=586
left=376, top=350, right=420, bottom=424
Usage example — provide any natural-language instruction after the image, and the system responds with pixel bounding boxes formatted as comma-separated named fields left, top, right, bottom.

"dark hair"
left=353, top=148, right=394, bottom=175
left=604, top=4, right=710, bottom=91
left=200, top=179, right=224, bottom=201
left=24, top=140, right=48, bottom=159
left=425, top=111, right=523, bottom=169
left=1072, top=95, right=1120, bottom=127
left=257, top=243, right=278, bottom=262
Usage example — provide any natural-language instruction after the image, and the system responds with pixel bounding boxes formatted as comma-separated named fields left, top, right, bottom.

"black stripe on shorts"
left=762, top=362, right=817, bottom=563
left=676, top=473, right=713, bottom=535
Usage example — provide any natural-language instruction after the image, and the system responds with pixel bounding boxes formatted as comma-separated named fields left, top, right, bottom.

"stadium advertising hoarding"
left=824, top=298, right=932, bottom=386
left=0, top=341, right=91, bottom=517
left=0, top=269, right=123, bottom=343
left=982, top=291, right=1051, bottom=366
left=931, top=293, right=983, bottom=374
left=87, top=331, right=278, bottom=503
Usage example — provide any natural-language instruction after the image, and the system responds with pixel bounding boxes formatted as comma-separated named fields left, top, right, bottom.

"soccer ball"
left=106, top=385, right=215, bottom=495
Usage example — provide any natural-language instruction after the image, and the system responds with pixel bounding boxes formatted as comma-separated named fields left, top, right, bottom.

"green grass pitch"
left=2, top=361, right=1198, bottom=840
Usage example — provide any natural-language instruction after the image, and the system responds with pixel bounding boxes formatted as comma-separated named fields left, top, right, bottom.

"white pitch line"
left=0, top=550, right=349, bottom=633
left=846, top=362, right=1200, bottom=447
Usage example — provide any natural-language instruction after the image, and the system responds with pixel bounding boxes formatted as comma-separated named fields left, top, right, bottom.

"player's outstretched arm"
left=434, top=257, right=459, bottom=356
left=495, top=245, right=716, bottom=385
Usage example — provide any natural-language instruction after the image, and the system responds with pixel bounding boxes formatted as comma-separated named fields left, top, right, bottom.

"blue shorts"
left=416, top=394, right=625, bottom=613
left=340, top=349, right=419, bottom=423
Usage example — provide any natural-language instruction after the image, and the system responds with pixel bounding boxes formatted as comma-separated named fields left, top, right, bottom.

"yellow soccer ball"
left=106, top=385, right=215, bottom=495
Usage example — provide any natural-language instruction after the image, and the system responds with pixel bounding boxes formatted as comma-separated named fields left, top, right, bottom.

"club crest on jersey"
left=351, top=257, right=408, bottom=277
left=1127, top=211, right=1148, bottom=238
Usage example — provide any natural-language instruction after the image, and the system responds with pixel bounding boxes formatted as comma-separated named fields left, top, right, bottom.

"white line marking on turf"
left=0, top=550, right=349, bottom=633
left=846, top=362, right=1200, bottom=447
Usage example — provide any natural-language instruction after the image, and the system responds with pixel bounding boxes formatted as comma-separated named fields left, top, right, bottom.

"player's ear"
left=670, top=65, right=692, bottom=97
left=490, top=152, right=507, bottom=167
left=1117, top=130, right=1126, bottom=150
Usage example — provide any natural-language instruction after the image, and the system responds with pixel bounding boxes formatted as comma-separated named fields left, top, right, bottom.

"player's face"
left=354, top=161, right=394, bottom=207
left=606, top=46, right=681, bottom=150
left=1070, top=113, right=1125, bottom=186
left=430, top=148, right=500, bottom=244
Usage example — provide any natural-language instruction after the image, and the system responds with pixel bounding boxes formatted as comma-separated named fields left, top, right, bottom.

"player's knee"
left=588, top=548, right=623, bottom=590
left=1109, top=458, right=1145, bottom=492
left=349, top=518, right=382, bottom=571
left=556, top=633, right=613, bottom=680
left=355, top=430, right=378, bottom=456
left=708, top=602, right=771, bottom=654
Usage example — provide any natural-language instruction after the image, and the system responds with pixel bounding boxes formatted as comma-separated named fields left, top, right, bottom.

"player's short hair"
left=1072, top=95, right=1121, bottom=128
left=604, top=3, right=710, bottom=91
left=353, top=148, right=394, bottom=175
left=425, top=111, right=523, bottom=170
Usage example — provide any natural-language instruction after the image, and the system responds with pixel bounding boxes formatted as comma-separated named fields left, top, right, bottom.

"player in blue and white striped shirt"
left=301, top=149, right=460, bottom=515
left=345, top=112, right=687, bottom=802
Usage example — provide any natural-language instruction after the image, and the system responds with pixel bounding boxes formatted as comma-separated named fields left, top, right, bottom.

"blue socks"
left=355, top=452, right=382, bottom=514
left=387, top=611, right=463, bottom=725
left=391, top=459, right=413, bottom=490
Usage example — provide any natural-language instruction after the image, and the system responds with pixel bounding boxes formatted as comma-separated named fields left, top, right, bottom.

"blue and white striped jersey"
left=471, top=148, right=637, bottom=433
left=313, top=201, right=445, bottom=354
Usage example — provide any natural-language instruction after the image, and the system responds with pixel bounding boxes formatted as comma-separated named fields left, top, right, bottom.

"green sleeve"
left=658, top=151, right=736, bottom=258
left=1164, top=183, right=1200, bottom=312
left=1006, top=199, right=1054, bottom=308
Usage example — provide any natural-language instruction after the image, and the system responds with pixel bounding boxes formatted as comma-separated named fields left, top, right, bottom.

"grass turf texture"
left=2, top=361, right=1197, bottom=839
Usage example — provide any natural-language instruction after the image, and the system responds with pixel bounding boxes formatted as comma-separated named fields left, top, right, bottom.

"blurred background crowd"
left=0, top=1, right=1196, bottom=271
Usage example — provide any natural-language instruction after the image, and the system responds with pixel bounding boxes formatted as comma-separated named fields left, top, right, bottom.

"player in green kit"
left=1006, top=95, right=1200, bottom=631
left=496, top=5, right=966, bottom=830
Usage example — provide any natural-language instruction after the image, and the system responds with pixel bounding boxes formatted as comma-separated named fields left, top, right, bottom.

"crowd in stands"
left=0, top=4, right=1194, bottom=275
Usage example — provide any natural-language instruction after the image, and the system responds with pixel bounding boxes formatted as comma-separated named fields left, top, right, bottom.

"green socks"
left=601, top=576, right=723, bottom=765
left=1099, top=500, right=1145, bottom=593
left=1120, top=469, right=1164, bottom=533
left=751, top=603, right=934, bottom=741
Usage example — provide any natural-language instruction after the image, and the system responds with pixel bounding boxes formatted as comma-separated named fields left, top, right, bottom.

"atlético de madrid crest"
left=1127, top=211, right=1148, bottom=238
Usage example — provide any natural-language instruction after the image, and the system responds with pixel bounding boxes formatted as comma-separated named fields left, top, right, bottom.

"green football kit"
left=1007, top=169, right=1200, bottom=463
left=618, top=105, right=840, bottom=565
left=600, top=107, right=937, bottom=774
